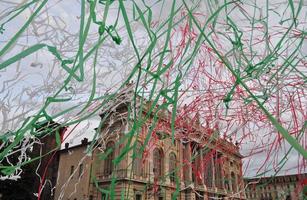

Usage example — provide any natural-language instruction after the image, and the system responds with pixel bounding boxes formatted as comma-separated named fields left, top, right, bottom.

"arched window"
left=225, top=174, right=230, bottom=191
left=153, top=148, right=163, bottom=178
left=169, top=152, right=177, bottom=182
left=231, top=172, right=236, bottom=192
left=104, top=141, right=115, bottom=175
left=182, top=143, right=190, bottom=182
left=133, top=141, right=143, bottom=176
left=204, top=154, right=213, bottom=188
left=215, top=153, right=223, bottom=189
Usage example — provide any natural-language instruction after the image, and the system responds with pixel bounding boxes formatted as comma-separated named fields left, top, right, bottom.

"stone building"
left=54, top=86, right=245, bottom=200
left=244, top=173, right=307, bottom=200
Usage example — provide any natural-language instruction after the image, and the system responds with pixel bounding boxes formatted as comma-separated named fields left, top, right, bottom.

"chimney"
left=65, top=143, right=69, bottom=149
left=235, top=141, right=239, bottom=147
left=81, top=138, right=88, bottom=145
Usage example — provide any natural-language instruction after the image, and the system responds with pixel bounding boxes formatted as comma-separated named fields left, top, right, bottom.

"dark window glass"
left=171, top=193, right=177, bottom=200
left=133, top=142, right=143, bottom=176
left=101, top=193, right=107, bottom=200
left=153, top=148, right=163, bottom=178
left=79, top=163, right=83, bottom=177
left=169, top=153, right=177, bottom=183
left=195, top=192, right=204, bottom=200
left=204, top=155, right=213, bottom=188
left=185, top=191, right=189, bottom=200
left=70, top=165, right=74, bottom=175
left=231, top=172, right=236, bottom=192
left=104, top=141, right=115, bottom=175
left=215, top=153, right=223, bottom=189
left=135, top=194, right=142, bottom=200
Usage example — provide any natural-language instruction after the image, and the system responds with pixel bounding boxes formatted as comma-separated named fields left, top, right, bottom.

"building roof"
left=244, top=173, right=307, bottom=183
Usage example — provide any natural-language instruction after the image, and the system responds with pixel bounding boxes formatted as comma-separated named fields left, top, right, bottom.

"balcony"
left=97, top=169, right=149, bottom=183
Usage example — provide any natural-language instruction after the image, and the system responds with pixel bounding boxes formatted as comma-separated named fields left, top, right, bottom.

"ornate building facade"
left=54, top=88, right=245, bottom=200
left=244, top=173, right=307, bottom=200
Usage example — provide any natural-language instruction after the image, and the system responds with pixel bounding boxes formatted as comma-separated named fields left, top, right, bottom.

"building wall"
left=245, top=173, right=307, bottom=200
left=55, top=134, right=245, bottom=200
left=54, top=101, right=245, bottom=200
left=54, top=143, right=92, bottom=200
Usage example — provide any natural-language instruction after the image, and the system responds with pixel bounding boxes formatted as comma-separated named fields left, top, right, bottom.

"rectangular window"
left=185, top=191, right=189, bottom=200
left=135, top=194, right=142, bottom=200
left=70, top=165, right=74, bottom=175
left=79, top=164, right=83, bottom=177
left=195, top=192, right=204, bottom=200
left=171, top=193, right=177, bottom=200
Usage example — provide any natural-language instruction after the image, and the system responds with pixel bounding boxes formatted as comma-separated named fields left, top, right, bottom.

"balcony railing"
left=97, top=169, right=149, bottom=182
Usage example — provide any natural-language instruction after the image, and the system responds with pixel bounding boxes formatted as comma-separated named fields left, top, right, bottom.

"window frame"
left=70, top=165, right=74, bottom=176
left=78, top=163, right=83, bottom=178
left=153, top=148, right=164, bottom=179
left=132, top=141, right=143, bottom=177
left=169, top=152, right=177, bottom=183
left=104, top=141, right=115, bottom=175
